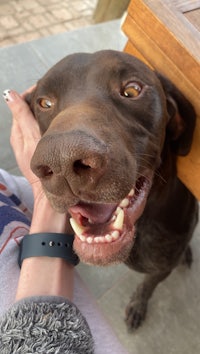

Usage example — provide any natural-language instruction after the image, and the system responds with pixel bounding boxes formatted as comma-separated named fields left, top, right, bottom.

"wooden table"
left=122, top=0, right=200, bottom=199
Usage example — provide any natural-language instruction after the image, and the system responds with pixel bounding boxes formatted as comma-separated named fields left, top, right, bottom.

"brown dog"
left=26, top=50, right=198, bottom=330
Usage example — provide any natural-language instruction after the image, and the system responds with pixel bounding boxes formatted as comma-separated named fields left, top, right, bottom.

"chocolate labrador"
left=26, top=50, right=198, bottom=330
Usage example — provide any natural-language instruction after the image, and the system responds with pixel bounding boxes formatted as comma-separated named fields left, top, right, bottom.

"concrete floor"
left=0, top=20, right=200, bottom=354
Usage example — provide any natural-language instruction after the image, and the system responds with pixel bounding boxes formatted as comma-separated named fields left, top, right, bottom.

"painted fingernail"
left=3, top=89, right=12, bottom=102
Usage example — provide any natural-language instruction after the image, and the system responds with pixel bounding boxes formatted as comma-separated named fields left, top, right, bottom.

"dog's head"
left=26, top=50, right=196, bottom=265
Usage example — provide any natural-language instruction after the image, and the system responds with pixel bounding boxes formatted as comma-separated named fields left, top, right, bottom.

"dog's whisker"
left=137, top=152, right=156, bottom=159
left=154, top=170, right=167, bottom=184
left=138, top=164, right=167, bottom=185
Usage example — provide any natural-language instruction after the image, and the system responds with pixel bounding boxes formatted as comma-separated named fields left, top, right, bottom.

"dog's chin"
left=68, top=175, right=152, bottom=265
left=73, top=229, right=135, bottom=265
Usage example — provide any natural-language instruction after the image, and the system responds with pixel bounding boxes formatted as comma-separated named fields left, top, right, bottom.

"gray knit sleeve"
left=0, top=295, right=94, bottom=354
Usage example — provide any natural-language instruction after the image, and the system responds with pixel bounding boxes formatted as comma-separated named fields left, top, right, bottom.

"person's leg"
left=0, top=169, right=33, bottom=212
left=0, top=169, right=127, bottom=353
left=0, top=170, right=31, bottom=313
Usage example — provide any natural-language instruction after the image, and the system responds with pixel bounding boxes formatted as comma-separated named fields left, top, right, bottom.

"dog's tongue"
left=69, top=201, right=117, bottom=224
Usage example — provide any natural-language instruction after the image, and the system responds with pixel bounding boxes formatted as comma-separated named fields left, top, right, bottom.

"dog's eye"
left=122, top=83, right=142, bottom=98
left=38, top=98, right=53, bottom=109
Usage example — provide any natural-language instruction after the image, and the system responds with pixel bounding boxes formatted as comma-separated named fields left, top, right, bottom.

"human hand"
left=3, top=88, right=42, bottom=199
left=3, top=88, right=69, bottom=233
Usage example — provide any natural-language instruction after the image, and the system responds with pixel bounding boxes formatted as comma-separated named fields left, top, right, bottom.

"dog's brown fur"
left=26, top=50, right=198, bottom=330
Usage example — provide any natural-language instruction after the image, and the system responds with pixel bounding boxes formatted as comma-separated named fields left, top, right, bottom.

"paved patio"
left=0, top=0, right=97, bottom=47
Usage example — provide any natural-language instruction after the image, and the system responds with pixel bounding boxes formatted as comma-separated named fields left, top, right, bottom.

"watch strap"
left=18, top=233, right=79, bottom=268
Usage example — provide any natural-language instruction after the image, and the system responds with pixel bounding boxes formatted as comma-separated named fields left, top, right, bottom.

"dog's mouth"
left=69, top=175, right=152, bottom=265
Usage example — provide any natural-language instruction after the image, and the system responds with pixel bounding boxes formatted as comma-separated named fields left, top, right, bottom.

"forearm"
left=16, top=196, right=74, bottom=301
left=15, top=257, right=74, bottom=301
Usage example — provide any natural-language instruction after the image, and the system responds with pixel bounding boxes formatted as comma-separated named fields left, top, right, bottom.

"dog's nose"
left=31, top=131, right=108, bottom=195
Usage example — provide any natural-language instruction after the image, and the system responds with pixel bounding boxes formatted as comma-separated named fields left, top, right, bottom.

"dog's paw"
left=125, top=298, right=147, bottom=331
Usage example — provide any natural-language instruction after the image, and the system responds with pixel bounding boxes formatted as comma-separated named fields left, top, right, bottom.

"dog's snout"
left=73, top=154, right=104, bottom=175
left=31, top=131, right=108, bottom=196
left=36, top=165, right=54, bottom=179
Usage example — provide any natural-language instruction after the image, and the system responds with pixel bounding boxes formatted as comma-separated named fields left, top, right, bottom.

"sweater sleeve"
left=0, top=295, right=94, bottom=354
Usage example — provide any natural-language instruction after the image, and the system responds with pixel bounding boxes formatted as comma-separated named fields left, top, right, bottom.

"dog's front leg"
left=125, top=271, right=171, bottom=331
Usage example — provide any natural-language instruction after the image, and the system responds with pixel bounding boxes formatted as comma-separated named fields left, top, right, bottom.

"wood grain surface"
left=122, top=0, right=200, bottom=198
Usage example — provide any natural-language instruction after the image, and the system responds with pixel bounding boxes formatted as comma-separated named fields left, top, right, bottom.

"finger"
left=3, top=89, right=40, bottom=140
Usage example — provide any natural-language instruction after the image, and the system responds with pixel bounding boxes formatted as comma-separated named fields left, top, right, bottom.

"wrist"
left=18, top=233, right=79, bottom=268
left=30, top=197, right=67, bottom=233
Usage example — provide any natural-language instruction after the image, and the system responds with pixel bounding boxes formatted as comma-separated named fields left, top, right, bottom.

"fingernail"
left=3, top=89, right=13, bottom=102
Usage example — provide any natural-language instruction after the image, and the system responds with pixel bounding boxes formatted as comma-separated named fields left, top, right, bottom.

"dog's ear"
left=156, top=73, right=196, bottom=156
left=24, top=90, right=35, bottom=114
left=25, top=92, right=31, bottom=105
left=24, top=90, right=34, bottom=105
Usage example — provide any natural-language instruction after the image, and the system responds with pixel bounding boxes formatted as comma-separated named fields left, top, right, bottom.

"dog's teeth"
left=112, top=208, right=124, bottom=230
left=111, top=230, right=120, bottom=240
left=70, top=217, right=86, bottom=236
left=79, top=235, right=86, bottom=242
left=119, top=198, right=129, bottom=208
left=128, top=188, right=135, bottom=197
left=105, top=234, right=112, bottom=242
left=115, top=206, right=122, bottom=215
left=86, top=237, right=93, bottom=244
